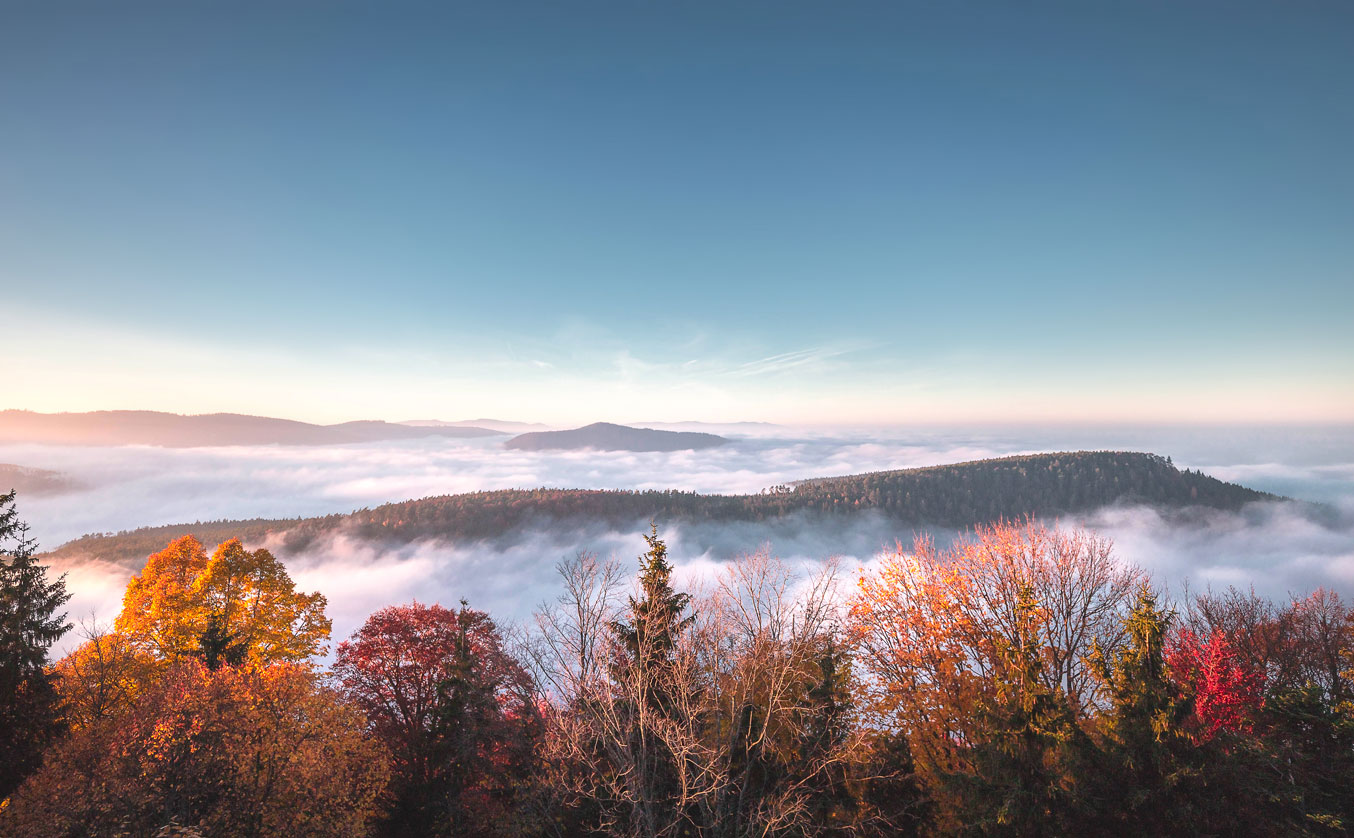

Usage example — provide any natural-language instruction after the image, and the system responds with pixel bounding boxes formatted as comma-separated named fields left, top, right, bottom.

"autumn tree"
left=115, top=535, right=330, bottom=668
left=2, top=660, right=388, bottom=838
left=848, top=521, right=1141, bottom=828
left=51, top=619, right=152, bottom=729
left=0, top=491, right=70, bottom=801
left=945, top=586, right=1091, bottom=836
left=334, top=600, right=541, bottom=838
left=691, top=551, right=862, bottom=837
left=1165, top=627, right=1263, bottom=740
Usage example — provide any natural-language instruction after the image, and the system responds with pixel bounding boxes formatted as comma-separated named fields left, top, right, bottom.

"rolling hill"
left=44, top=451, right=1279, bottom=567
left=505, top=422, right=728, bottom=452
left=0, top=464, right=78, bottom=496
left=0, top=410, right=504, bottom=447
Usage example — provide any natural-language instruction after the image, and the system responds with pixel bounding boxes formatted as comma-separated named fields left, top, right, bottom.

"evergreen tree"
left=950, top=585, right=1088, bottom=837
left=430, top=600, right=506, bottom=834
left=858, top=728, right=931, bottom=838
left=0, top=490, right=71, bottom=801
left=1090, top=587, right=1202, bottom=835
left=613, top=524, right=694, bottom=684
left=797, top=639, right=858, bottom=836
left=1258, top=685, right=1354, bottom=835
left=609, top=526, right=698, bottom=837
left=196, top=611, right=247, bottom=671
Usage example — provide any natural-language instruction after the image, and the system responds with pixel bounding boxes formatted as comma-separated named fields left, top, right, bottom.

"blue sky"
left=3, top=1, right=1352, bottom=424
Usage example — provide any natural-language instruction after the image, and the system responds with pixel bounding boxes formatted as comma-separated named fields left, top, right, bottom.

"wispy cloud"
left=722, top=346, right=853, bottom=378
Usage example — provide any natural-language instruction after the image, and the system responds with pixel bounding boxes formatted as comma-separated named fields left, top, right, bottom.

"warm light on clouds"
left=9, top=306, right=1353, bottom=426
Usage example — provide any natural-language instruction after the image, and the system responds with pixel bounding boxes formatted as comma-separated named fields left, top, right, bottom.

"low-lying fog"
left=4, top=423, right=1351, bottom=654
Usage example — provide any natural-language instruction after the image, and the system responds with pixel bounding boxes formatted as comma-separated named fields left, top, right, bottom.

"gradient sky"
left=3, top=1, right=1351, bottom=425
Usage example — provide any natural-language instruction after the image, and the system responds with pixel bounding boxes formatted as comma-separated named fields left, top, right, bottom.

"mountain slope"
left=506, top=422, right=727, bottom=452
left=0, top=410, right=503, bottom=447
left=45, top=451, right=1279, bottom=566
left=0, top=464, right=78, bottom=496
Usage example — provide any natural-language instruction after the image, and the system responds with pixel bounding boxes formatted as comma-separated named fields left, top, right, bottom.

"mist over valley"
left=3, top=416, right=1348, bottom=655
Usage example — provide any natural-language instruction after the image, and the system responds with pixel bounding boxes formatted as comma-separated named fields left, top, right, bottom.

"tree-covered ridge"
left=47, top=451, right=1278, bottom=567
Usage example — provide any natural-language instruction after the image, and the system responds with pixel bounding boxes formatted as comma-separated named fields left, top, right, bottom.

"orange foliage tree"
left=3, top=660, right=388, bottom=837
left=51, top=622, right=153, bottom=730
left=114, top=535, right=330, bottom=667
left=847, top=522, right=1142, bottom=783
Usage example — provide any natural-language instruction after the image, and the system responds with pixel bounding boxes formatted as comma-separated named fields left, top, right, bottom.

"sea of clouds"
left=4, top=422, right=1351, bottom=654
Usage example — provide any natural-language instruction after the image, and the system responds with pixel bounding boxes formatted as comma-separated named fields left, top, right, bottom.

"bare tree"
left=527, top=551, right=626, bottom=700
left=534, top=541, right=862, bottom=838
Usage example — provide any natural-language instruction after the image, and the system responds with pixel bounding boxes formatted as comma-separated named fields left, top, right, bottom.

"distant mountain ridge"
left=506, top=422, right=728, bottom=452
left=402, top=418, right=551, bottom=433
left=46, top=451, right=1281, bottom=567
left=0, top=410, right=504, bottom=448
left=0, top=464, right=78, bottom=496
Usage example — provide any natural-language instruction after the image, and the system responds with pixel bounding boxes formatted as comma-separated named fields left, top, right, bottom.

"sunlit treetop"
left=115, top=535, right=330, bottom=667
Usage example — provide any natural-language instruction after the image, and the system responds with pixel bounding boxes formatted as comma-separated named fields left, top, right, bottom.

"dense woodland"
left=3, top=482, right=1353, bottom=837
left=48, top=451, right=1277, bottom=567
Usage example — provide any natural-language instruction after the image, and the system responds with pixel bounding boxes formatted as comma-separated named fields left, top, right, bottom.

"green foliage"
left=614, top=525, right=694, bottom=681
left=857, top=729, right=931, bottom=838
left=1260, top=684, right=1354, bottom=834
left=49, top=452, right=1274, bottom=567
left=1087, top=587, right=1201, bottom=833
left=946, top=586, right=1089, bottom=836
left=0, top=491, right=70, bottom=801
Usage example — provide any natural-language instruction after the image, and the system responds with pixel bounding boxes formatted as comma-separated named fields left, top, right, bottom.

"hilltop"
left=45, top=451, right=1279, bottom=567
left=505, top=422, right=728, bottom=452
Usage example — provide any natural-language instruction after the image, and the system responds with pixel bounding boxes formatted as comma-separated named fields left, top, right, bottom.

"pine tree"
left=429, top=600, right=502, bottom=834
left=196, top=611, right=247, bottom=671
left=0, top=490, right=71, bottom=800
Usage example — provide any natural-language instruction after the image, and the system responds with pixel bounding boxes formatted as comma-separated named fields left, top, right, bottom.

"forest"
left=47, top=451, right=1277, bottom=567
left=3, top=483, right=1353, bottom=838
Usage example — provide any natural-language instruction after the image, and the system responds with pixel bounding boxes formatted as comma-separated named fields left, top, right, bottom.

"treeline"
left=3, top=489, right=1353, bottom=837
left=48, top=451, right=1278, bottom=567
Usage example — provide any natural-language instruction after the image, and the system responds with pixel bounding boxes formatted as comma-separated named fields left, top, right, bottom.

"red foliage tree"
left=333, top=601, right=541, bottom=837
left=1166, top=627, right=1263, bottom=740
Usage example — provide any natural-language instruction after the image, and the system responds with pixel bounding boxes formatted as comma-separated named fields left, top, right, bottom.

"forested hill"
left=47, top=451, right=1278, bottom=566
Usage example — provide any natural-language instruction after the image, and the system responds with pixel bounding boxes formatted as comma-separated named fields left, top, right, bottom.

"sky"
left=3, top=1, right=1352, bottom=425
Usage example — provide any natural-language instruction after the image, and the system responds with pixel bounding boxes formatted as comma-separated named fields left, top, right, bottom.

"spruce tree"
left=610, top=525, right=697, bottom=837
left=952, top=585, right=1087, bottom=836
left=1090, top=587, right=1201, bottom=835
left=0, top=490, right=71, bottom=800
left=614, top=524, right=693, bottom=677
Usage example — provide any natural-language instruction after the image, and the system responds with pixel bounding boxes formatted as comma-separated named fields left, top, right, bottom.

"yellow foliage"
left=114, top=535, right=331, bottom=667
left=52, top=630, right=154, bottom=729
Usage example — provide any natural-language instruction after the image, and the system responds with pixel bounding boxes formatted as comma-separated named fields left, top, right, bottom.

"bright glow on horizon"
left=3, top=4, right=1351, bottom=425
left=9, top=305, right=1353, bottom=426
